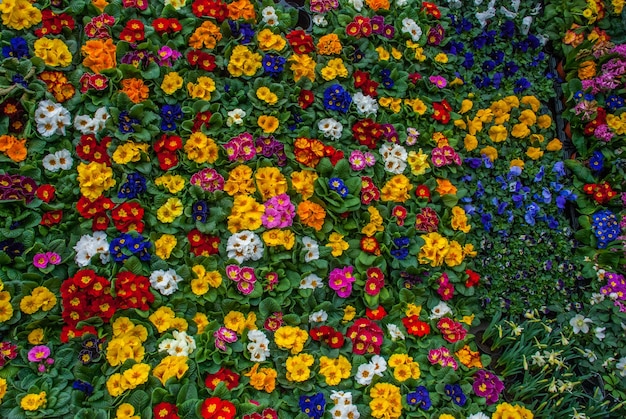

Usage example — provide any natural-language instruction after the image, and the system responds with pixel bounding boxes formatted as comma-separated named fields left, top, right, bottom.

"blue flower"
left=514, top=77, right=531, bottom=94
left=464, top=158, right=482, bottom=169
left=299, top=393, right=325, bottom=419
left=160, top=104, right=183, bottom=131
left=263, top=54, right=286, bottom=77
left=323, top=84, right=351, bottom=113
left=119, top=173, right=147, bottom=199
left=445, top=40, right=464, bottom=55
left=407, top=386, right=431, bottom=410
left=72, top=380, right=94, bottom=396
left=193, top=200, right=210, bottom=223
left=589, top=151, right=604, bottom=172
left=534, top=166, right=545, bottom=182
left=445, top=383, right=467, bottom=406
left=503, top=61, right=519, bottom=77
left=328, top=178, right=348, bottom=197
left=552, top=161, right=566, bottom=178
left=118, top=111, right=139, bottom=134
left=2, top=37, right=29, bottom=59
left=481, top=213, right=493, bottom=231
left=461, top=52, right=474, bottom=69
left=500, top=20, right=516, bottom=38
left=591, top=210, right=620, bottom=248
left=606, top=95, right=625, bottom=111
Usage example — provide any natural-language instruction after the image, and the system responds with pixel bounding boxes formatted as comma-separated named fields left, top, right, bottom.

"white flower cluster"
left=35, top=100, right=71, bottom=137
left=401, top=18, right=422, bottom=42
left=74, top=106, right=109, bottom=135
left=158, top=331, right=196, bottom=356
left=352, top=92, right=378, bottom=116
left=73, top=231, right=110, bottom=267
left=299, top=273, right=324, bottom=289
left=355, top=355, right=387, bottom=385
left=317, top=118, right=343, bottom=140
left=395, top=0, right=407, bottom=7
left=329, top=391, right=360, bottom=419
left=429, top=301, right=452, bottom=319
left=312, top=14, right=328, bottom=27
left=247, top=329, right=270, bottom=362
left=150, top=269, right=183, bottom=296
left=261, top=6, right=279, bottom=26
left=226, top=108, right=246, bottom=127
left=42, top=149, right=73, bottom=172
left=302, top=236, right=319, bottom=262
left=227, top=230, right=264, bottom=263
left=308, top=309, right=328, bottom=323
left=387, top=324, right=405, bottom=341
left=379, top=143, right=407, bottom=174
left=349, top=0, right=364, bottom=10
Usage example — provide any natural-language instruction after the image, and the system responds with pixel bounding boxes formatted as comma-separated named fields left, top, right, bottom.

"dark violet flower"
left=445, top=40, right=464, bottom=55
left=462, top=52, right=474, bottom=69
left=263, top=54, right=286, bottom=77
left=464, top=158, right=482, bottom=169
left=72, top=380, right=94, bottom=396
left=2, top=37, right=29, bottom=59
left=500, top=20, right=516, bottom=38
left=503, top=61, right=519, bottom=77
left=445, top=383, right=467, bottom=406
left=481, top=213, right=493, bottom=232
left=492, top=72, right=503, bottom=89
left=482, top=60, right=496, bottom=72
left=514, top=77, right=531, bottom=94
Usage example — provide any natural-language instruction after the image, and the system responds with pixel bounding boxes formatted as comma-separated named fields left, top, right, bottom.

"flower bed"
left=0, top=0, right=624, bottom=418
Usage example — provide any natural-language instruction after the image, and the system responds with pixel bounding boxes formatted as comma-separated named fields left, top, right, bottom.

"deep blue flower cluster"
left=118, top=173, right=147, bottom=199
left=262, top=54, right=286, bottom=77
left=118, top=111, right=139, bottom=134
left=160, top=104, right=183, bottom=131
left=380, top=69, right=394, bottom=89
left=328, top=177, right=348, bottom=198
left=589, top=151, right=605, bottom=172
left=592, top=210, right=620, bottom=249
left=407, top=385, right=431, bottom=410
left=391, top=237, right=410, bottom=260
left=0, top=238, right=24, bottom=260
left=110, top=233, right=151, bottom=262
left=72, top=380, right=94, bottom=396
left=606, top=94, right=625, bottom=111
left=2, top=37, right=29, bottom=59
left=299, top=393, right=325, bottom=419
left=323, top=84, right=351, bottom=113
left=193, top=200, right=210, bottom=223
left=228, top=21, right=255, bottom=44
left=445, top=383, right=467, bottom=406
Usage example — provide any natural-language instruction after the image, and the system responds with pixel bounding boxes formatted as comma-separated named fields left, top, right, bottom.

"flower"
left=569, top=314, right=593, bottom=334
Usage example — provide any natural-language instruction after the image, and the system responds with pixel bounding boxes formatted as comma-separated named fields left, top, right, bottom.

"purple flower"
left=45, top=252, right=61, bottom=265
left=473, top=369, right=504, bottom=405
left=28, top=345, right=50, bottom=362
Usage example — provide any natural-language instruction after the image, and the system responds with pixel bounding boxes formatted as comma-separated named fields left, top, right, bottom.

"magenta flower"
left=429, top=75, right=447, bottom=89
left=33, top=253, right=49, bottom=269
left=328, top=266, right=355, bottom=298
left=473, top=369, right=505, bottom=405
left=215, top=327, right=238, bottom=343
left=45, top=252, right=61, bottom=265
left=28, top=345, right=50, bottom=362
left=237, top=281, right=254, bottom=295
left=225, top=265, right=241, bottom=281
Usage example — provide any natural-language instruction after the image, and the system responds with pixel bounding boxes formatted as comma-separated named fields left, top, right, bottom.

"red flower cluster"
left=111, top=201, right=145, bottom=233
left=436, top=273, right=454, bottom=301
left=114, top=271, right=154, bottom=311
left=243, top=408, right=278, bottom=419
left=61, top=324, right=98, bottom=343
left=584, top=107, right=605, bottom=136
left=437, top=318, right=467, bottom=343
left=364, top=267, right=385, bottom=296
left=465, top=269, right=480, bottom=288
left=153, top=402, right=180, bottom=419
left=0, top=342, right=18, bottom=367
left=583, top=182, right=617, bottom=204
left=154, top=134, right=182, bottom=170
left=192, top=0, right=229, bottom=21
left=201, top=397, right=236, bottom=419
left=421, top=1, right=442, bottom=18
left=366, top=305, right=387, bottom=320
left=432, top=99, right=452, bottom=124
left=205, top=367, right=240, bottom=390
left=41, top=210, right=63, bottom=226
left=187, top=50, right=217, bottom=71
left=193, top=111, right=212, bottom=132
left=38, top=71, right=76, bottom=103
left=402, top=315, right=431, bottom=337
left=286, top=30, right=315, bottom=54
left=35, top=10, right=75, bottom=37
left=392, top=205, right=407, bottom=225
left=293, top=137, right=342, bottom=167
left=360, top=176, right=380, bottom=205
left=352, top=118, right=383, bottom=149
left=79, top=73, right=109, bottom=94
left=85, top=14, right=115, bottom=39
left=415, top=184, right=431, bottom=201
left=187, top=229, right=220, bottom=257
left=76, top=134, right=111, bottom=164
left=415, top=207, right=439, bottom=232
left=152, top=17, right=183, bottom=36
left=122, top=0, right=148, bottom=10
left=353, top=70, right=379, bottom=97
left=346, top=318, right=384, bottom=354
left=310, top=325, right=345, bottom=349
left=360, top=236, right=381, bottom=256
left=60, top=269, right=115, bottom=328
left=77, top=196, right=115, bottom=231
left=120, top=19, right=145, bottom=43
left=346, top=15, right=373, bottom=38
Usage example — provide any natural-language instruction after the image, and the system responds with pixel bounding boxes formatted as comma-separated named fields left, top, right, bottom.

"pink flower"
left=33, top=253, right=49, bottom=269
left=328, top=266, right=355, bottom=298
left=429, top=75, right=447, bottom=88
left=45, top=252, right=61, bottom=265
left=225, top=265, right=241, bottom=281
left=27, top=345, right=50, bottom=362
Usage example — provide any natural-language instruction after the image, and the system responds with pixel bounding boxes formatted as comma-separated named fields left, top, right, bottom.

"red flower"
left=392, top=205, right=407, bottom=225
left=201, top=397, right=236, bottom=419
left=297, top=89, right=315, bottom=109
left=366, top=305, right=387, bottom=320
left=36, top=184, right=56, bottom=203
left=360, top=236, right=381, bottom=255
left=154, top=402, right=180, bottom=419
left=465, top=269, right=480, bottom=287
left=286, top=30, right=314, bottom=54
left=40, top=210, right=63, bottom=226
left=205, top=367, right=240, bottom=390
left=402, top=315, right=431, bottom=337
left=432, top=100, right=451, bottom=124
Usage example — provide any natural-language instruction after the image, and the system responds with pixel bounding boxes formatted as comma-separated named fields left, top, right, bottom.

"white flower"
left=302, top=236, right=319, bottom=262
left=590, top=293, right=604, bottom=304
left=226, top=108, right=246, bottom=127
left=261, top=7, right=279, bottom=26
left=35, top=100, right=71, bottom=137
left=582, top=349, right=597, bottom=363
left=355, top=363, right=376, bottom=385
left=569, top=314, right=593, bottom=334
left=395, top=0, right=407, bottom=6
left=616, top=357, right=626, bottom=377
left=387, top=324, right=405, bottom=341
left=352, top=92, right=378, bottom=116
left=299, top=273, right=323, bottom=289
left=594, top=326, right=606, bottom=341
left=150, top=269, right=183, bottom=295
left=349, top=0, right=363, bottom=11
left=330, top=390, right=353, bottom=405
left=401, top=18, right=422, bottom=42
left=55, top=149, right=73, bottom=170
left=42, top=153, right=61, bottom=172
left=226, top=231, right=264, bottom=263
left=369, top=355, right=387, bottom=375
left=261, top=6, right=276, bottom=17
left=247, top=330, right=270, bottom=362
left=309, top=309, right=328, bottom=323
left=429, top=301, right=452, bottom=319
left=531, top=351, right=546, bottom=367
left=74, top=115, right=94, bottom=134
left=330, top=405, right=360, bottom=419
left=467, top=413, right=490, bottom=419
left=73, top=232, right=110, bottom=266
left=312, top=14, right=328, bottom=27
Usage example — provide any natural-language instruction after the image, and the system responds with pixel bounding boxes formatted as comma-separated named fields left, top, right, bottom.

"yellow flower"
left=149, top=306, right=175, bottom=333
left=115, top=403, right=137, bottom=419
left=375, top=46, right=390, bottom=61
left=289, top=54, right=316, bottom=82
left=256, top=86, right=278, bottom=104
left=122, top=363, right=151, bottom=388
left=27, top=328, right=45, bottom=345
left=245, top=364, right=277, bottom=392
left=187, top=76, right=216, bottom=100
left=157, top=198, right=184, bottom=223
left=155, top=234, right=177, bottom=259
left=546, top=138, right=563, bottom=151
left=405, top=304, right=421, bottom=317
left=106, top=373, right=126, bottom=397
left=285, top=353, right=314, bottom=382
left=0, top=377, right=6, bottom=402
left=381, top=174, right=413, bottom=202
left=510, top=159, right=525, bottom=169
left=255, top=167, right=288, bottom=200
left=480, top=146, right=498, bottom=162
left=459, top=99, right=473, bottom=114
left=404, top=98, right=427, bottom=115
left=444, top=240, right=464, bottom=267
left=362, top=206, right=384, bottom=236
left=257, top=29, right=286, bottom=51
left=492, top=402, right=534, bottom=419
left=537, top=114, right=552, bottom=129
left=224, top=311, right=247, bottom=334
left=418, top=232, right=449, bottom=267
left=326, top=232, right=349, bottom=256
left=451, top=206, right=471, bottom=233
left=258, top=115, right=279, bottom=133
left=153, top=355, right=189, bottom=385
left=34, top=38, right=72, bottom=67
left=194, top=313, right=209, bottom=334
left=20, top=295, right=40, bottom=315
left=0, top=300, right=14, bottom=321
left=77, top=162, right=116, bottom=201
left=488, top=125, right=508, bottom=142
left=161, top=72, right=183, bottom=94
left=318, top=355, right=351, bottom=385
left=435, top=53, right=448, bottom=63
left=519, top=109, right=537, bottom=126
left=521, top=96, right=541, bottom=112
left=391, top=48, right=402, bottom=59
left=20, top=392, right=47, bottom=411
left=464, top=134, right=478, bottom=151
left=184, top=132, right=219, bottom=164
left=369, top=383, right=402, bottom=419
left=343, top=305, right=356, bottom=323
left=290, top=170, right=318, bottom=200
left=436, top=178, right=457, bottom=195
left=526, top=147, right=544, bottom=160
left=155, top=174, right=186, bottom=193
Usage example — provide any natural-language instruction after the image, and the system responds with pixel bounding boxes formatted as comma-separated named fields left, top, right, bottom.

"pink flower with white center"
left=349, top=150, right=366, bottom=171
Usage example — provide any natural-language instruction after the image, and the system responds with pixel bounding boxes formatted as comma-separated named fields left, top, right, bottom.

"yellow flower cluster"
left=194, top=312, right=209, bottom=334
left=418, top=232, right=474, bottom=268
left=256, top=86, right=278, bottom=105
left=224, top=165, right=256, bottom=196
left=161, top=72, right=184, bottom=95
left=257, top=29, right=286, bottom=51
left=320, top=58, right=348, bottom=81
left=289, top=54, right=316, bottom=82
left=149, top=306, right=188, bottom=334
left=0, top=0, right=42, bottom=30
left=20, top=391, right=47, bottom=411
left=319, top=355, right=351, bottom=385
left=227, top=195, right=265, bottom=233
left=404, top=98, right=427, bottom=115
left=262, top=229, right=296, bottom=250
left=290, top=170, right=318, bottom=199
left=388, top=354, right=421, bottom=382
left=228, top=45, right=262, bottom=77
left=224, top=310, right=257, bottom=334
left=0, top=281, right=13, bottom=322
left=77, top=161, right=116, bottom=201
left=191, top=265, right=222, bottom=296
left=258, top=115, right=279, bottom=133
left=0, top=377, right=6, bottom=403
left=114, top=403, right=140, bottom=419
left=255, top=167, right=288, bottom=200
left=285, top=353, right=314, bottom=382
left=362, top=207, right=384, bottom=236
left=188, top=20, right=222, bottom=49
left=157, top=197, right=184, bottom=223
left=326, top=232, right=349, bottom=257
left=455, top=345, right=483, bottom=369
left=406, top=40, right=426, bottom=61
left=607, top=112, right=626, bottom=135
left=450, top=206, right=471, bottom=233
left=19, top=286, right=56, bottom=315
left=184, top=132, right=218, bottom=164
left=274, top=325, right=309, bottom=354
left=492, top=402, right=534, bottom=419
left=155, top=234, right=177, bottom=259
left=155, top=174, right=185, bottom=193
left=379, top=97, right=402, bottom=113
left=28, top=328, right=45, bottom=345
left=316, top=33, right=342, bottom=55
left=407, top=149, right=430, bottom=175
left=187, top=76, right=216, bottom=100
left=112, top=142, right=149, bottom=165
left=34, top=38, right=72, bottom=67
left=106, top=363, right=151, bottom=397
left=375, top=46, right=402, bottom=61
left=369, top=383, right=402, bottom=419
left=381, top=174, right=413, bottom=202
left=153, top=355, right=189, bottom=385
left=245, top=364, right=277, bottom=392
left=106, top=317, right=148, bottom=366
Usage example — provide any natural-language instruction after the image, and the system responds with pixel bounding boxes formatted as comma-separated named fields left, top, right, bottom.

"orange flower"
left=297, top=200, right=326, bottom=231
left=435, top=179, right=457, bottom=196
left=92, top=0, right=109, bottom=11
left=578, top=60, right=597, bottom=80
left=316, top=34, right=342, bottom=55
left=81, top=39, right=117, bottom=74
left=366, top=0, right=390, bottom=10
left=6, top=139, right=27, bottom=162
left=227, top=0, right=256, bottom=20
left=0, top=135, right=16, bottom=152
left=121, top=78, right=149, bottom=103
